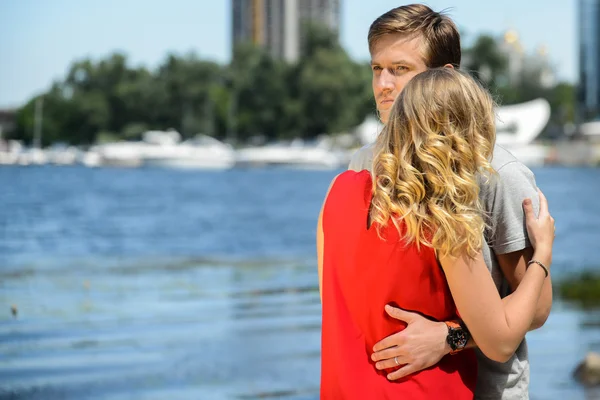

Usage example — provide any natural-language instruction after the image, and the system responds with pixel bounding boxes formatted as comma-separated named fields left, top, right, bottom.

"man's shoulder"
left=482, top=145, right=536, bottom=196
left=481, top=145, right=539, bottom=253
left=490, top=144, right=533, bottom=176
left=353, top=143, right=376, bottom=157
left=480, top=144, right=539, bottom=220
left=348, top=143, right=376, bottom=171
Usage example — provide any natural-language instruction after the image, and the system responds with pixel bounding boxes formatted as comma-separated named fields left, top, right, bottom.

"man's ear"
left=443, top=63, right=455, bottom=70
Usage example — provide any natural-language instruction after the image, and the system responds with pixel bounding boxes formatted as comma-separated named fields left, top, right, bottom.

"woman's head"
left=370, top=68, right=496, bottom=258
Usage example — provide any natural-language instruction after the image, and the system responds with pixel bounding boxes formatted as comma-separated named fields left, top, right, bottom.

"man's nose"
left=376, top=69, right=395, bottom=91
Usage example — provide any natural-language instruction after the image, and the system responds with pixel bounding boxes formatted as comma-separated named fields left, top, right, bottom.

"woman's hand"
left=523, top=189, right=554, bottom=267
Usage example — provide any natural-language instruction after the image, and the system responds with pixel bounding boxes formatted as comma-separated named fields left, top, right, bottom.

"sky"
left=0, top=0, right=577, bottom=108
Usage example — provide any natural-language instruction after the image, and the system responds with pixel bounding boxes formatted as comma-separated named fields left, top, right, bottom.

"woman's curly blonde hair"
left=370, top=68, right=496, bottom=259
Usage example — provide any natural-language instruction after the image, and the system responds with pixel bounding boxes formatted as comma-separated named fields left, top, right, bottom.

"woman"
left=317, top=68, right=554, bottom=399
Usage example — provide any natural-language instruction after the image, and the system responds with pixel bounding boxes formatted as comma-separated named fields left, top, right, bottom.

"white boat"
left=0, top=140, right=22, bottom=165
left=236, top=137, right=344, bottom=169
left=580, top=120, right=600, bottom=139
left=17, top=148, right=47, bottom=166
left=90, top=130, right=235, bottom=170
left=143, top=135, right=235, bottom=170
left=78, top=151, right=102, bottom=167
left=495, top=98, right=551, bottom=146
left=89, top=141, right=147, bottom=167
left=46, top=145, right=79, bottom=166
left=494, top=99, right=552, bottom=166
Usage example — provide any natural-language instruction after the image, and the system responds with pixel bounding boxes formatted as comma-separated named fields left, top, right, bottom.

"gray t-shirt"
left=349, top=143, right=539, bottom=400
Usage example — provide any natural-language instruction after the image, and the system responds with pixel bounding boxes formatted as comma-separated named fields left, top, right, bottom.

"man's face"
left=371, top=34, right=428, bottom=124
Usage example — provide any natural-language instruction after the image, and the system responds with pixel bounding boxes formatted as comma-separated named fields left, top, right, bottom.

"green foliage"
left=96, top=131, right=120, bottom=144
left=464, top=34, right=508, bottom=85
left=229, top=43, right=289, bottom=141
left=121, top=123, right=148, bottom=139
left=559, top=272, right=600, bottom=308
left=9, top=27, right=574, bottom=146
left=548, top=83, right=576, bottom=124
left=11, top=24, right=373, bottom=145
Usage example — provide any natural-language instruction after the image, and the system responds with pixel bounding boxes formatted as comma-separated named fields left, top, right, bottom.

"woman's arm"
left=317, top=203, right=324, bottom=302
left=440, top=190, right=554, bottom=363
left=317, top=175, right=341, bottom=303
left=496, top=247, right=553, bottom=330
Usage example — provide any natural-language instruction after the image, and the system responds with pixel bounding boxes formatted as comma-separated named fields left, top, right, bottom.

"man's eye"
left=395, top=66, right=408, bottom=72
left=372, top=66, right=382, bottom=71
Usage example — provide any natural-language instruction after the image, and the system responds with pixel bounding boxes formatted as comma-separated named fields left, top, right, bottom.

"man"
left=347, top=4, right=553, bottom=399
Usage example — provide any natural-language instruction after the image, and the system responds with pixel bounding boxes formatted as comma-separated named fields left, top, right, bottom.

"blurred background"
left=1, top=0, right=599, bottom=399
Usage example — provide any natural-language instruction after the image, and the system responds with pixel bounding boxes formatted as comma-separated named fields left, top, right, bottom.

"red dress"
left=320, top=170, right=477, bottom=399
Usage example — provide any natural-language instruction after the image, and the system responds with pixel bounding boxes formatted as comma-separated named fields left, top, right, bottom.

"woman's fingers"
left=538, top=188, right=549, bottom=217
left=523, top=198, right=535, bottom=221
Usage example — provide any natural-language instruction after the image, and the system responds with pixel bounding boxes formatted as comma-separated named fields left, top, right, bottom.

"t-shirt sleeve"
left=348, top=144, right=374, bottom=172
left=485, top=161, right=540, bottom=255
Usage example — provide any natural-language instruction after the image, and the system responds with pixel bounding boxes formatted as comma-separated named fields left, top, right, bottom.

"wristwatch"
left=445, top=320, right=470, bottom=355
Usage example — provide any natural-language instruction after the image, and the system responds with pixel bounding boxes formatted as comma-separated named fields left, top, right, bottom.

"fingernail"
left=523, top=199, right=531, bottom=206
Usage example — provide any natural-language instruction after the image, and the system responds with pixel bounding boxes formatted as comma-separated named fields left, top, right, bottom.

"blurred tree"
left=549, top=82, right=575, bottom=124
left=463, top=35, right=508, bottom=87
left=156, top=53, right=221, bottom=137
left=229, top=43, right=288, bottom=142
left=13, top=31, right=573, bottom=147
left=295, top=23, right=372, bottom=138
left=12, top=23, right=375, bottom=145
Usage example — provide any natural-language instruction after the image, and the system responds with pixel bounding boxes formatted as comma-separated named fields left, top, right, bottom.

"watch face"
left=448, top=328, right=469, bottom=350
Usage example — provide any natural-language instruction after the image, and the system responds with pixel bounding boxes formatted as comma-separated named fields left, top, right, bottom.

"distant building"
left=528, top=45, right=556, bottom=89
left=497, top=30, right=555, bottom=89
left=578, top=0, right=600, bottom=122
left=298, top=0, right=340, bottom=37
left=231, top=0, right=341, bottom=63
left=499, top=30, right=525, bottom=86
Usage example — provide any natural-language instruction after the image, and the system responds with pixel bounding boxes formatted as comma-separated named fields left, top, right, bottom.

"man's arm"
left=372, top=157, right=553, bottom=380
left=370, top=284, right=548, bottom=381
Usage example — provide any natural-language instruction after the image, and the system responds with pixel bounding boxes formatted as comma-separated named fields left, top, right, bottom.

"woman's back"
left=320, top=170, right=476, bottom=399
